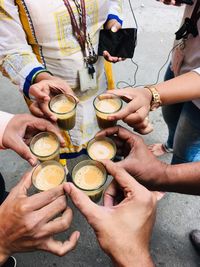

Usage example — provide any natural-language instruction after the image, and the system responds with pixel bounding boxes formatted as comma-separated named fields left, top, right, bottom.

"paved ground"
left=1, top=1, right=200, bottom=266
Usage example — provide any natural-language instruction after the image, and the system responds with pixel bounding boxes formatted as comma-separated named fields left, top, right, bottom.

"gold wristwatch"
left=145, top=86, right=162, bottom=111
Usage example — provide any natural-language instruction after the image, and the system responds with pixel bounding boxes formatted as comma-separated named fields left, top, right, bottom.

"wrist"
left=143, top=87, right=153, bottom=103
left=33, top=71, right=54, bottom=83
left=112, top=249, right=154, bottom=267
left=0, top=241, right=9, bottom=266
left=144, top=86, right=162, bottom=111
left=149, top=161, right=169, bottom=191
left=105, top=14, right=123, bottom=26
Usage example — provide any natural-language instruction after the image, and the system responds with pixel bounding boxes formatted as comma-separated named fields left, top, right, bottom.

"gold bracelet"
left=144, top=86, right=162, bottom=111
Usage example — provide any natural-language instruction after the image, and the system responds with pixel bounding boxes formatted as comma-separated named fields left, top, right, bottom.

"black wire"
left=134, top=42, right=182, bottom=88
left=116, top=1, right=183, bottom=89
left=128, top=0, right=138, bottom=29
left=116, top=59, right=139, bottom=88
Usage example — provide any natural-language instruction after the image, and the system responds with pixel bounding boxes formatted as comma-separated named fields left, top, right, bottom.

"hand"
left=64, top=160, right=156, bottom=267
left=29, top=72, right=79, bottom=121
left=0, top=171, right=79, bottom=265
left=157, top=0, right=181, bottom=5
left=107, top=87, right=154, bottom=134
left=2, top=113, right=65, bottom=166
left=103, top=19, right=124, bottom=63
left=96, top=126, right=168, bottom=190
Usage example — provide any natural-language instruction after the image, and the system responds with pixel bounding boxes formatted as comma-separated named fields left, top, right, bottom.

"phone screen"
left=98, top=28, right=137, bottom=58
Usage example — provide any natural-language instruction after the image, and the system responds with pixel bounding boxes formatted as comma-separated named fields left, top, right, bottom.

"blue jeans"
left=162, top=65, right=200, bottom=164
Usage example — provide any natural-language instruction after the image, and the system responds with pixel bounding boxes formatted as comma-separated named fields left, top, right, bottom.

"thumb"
left=29, top=84, right=50, bottom=102
left=111, top=22, right=121, bottom=32
left=64, top=182, right=100, bottom=219
left=101, top=160, right=145, bottom=193
left=12, top=137, right=37, bottom=166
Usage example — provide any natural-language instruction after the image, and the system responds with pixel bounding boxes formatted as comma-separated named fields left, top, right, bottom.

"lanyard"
left=175, top=0, right=200, bottom=40
left=63, top=0, right=87, bottom=55
left=62, top=0, right=98, bottom=77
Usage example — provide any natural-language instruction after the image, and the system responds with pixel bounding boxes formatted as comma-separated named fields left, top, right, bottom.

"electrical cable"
left=116, top=1, right=183, bottom=89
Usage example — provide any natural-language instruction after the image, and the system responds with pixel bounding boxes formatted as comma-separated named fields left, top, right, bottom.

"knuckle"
left=24, top=218, right=36, bottom=233
left=56, top=249, right=66, bottom=257
left=17, top=200, right=29, bottom=214
left=59, top=217, right=69, bottom=230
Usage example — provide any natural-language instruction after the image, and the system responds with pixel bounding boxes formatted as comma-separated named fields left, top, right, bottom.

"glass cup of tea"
left=49, top=94, right=77, bottom=131
left=32, top=160, right=66, bottom=191
left=87, top=136, right=116, bottom=160
left=93, top=93, right=123, bottom=129
left=71, top=160, right=107, bottom=203
left=30, top=132, right=60, bottom=162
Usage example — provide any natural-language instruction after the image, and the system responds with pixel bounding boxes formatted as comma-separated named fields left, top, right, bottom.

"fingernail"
left=29, top=158, right=37, bottom=166
left=111, top=26, right=117, bottom=33
left=76, top=232, right=80, bottom=241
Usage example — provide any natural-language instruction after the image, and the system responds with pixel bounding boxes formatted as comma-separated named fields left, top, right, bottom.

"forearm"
left=155, top=162, right=200, bottom=195
left=155, top=71, right=200, bottom=105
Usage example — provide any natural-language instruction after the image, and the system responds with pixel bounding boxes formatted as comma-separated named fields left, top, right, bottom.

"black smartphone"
left=98, top=28, right=137, bottom=58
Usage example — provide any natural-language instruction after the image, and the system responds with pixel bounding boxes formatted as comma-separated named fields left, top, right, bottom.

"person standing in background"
left=0, top=0, right=123, bottom=163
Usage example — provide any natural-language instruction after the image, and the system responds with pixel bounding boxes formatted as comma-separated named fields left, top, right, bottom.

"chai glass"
left=87, top=136, right=116, bottom=160
left=93, top=93, right=123, bottom=129
left=49, top=94, right=77, bottom=131
left=30, top=132, right=60, bottom=162
left=72, top=160, right=107, bottom=203
left=32, top=160, right=66, bottom=192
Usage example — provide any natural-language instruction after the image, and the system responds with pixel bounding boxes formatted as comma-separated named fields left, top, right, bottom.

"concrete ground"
left=1, top=1, right=200, bottom=266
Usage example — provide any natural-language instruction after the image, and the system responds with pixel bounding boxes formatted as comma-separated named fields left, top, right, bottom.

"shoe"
left=2, top=256, right=17, bottom=267
left=189, top=229, right=200, bottom=254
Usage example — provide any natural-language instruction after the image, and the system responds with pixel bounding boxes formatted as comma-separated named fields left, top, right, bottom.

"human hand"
left=29, top=72, right=79, bottom=121
left=96, top=126, right=168, bottom=190
left=0, top=171, right=79, bottom=265
left=103, top=19, right=124, bottom=63
left=107, top=87, right=153, bottom=134
left=64, top=160, right=156, bottom=267
left=157, top=0, right=183, bottom=5
left=2, top=113, right=65, bottom=166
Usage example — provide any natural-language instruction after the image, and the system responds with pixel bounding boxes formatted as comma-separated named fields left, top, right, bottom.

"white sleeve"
left=0, top=111, right=14, bottom=149
left=192, top=67, right=200, bottom=75
left=107, top=0, right=123, bottom=25
left=0, top=0, right=46, bottom=98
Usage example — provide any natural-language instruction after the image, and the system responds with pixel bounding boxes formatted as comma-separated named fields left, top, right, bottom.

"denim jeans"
left=162, top=65, right=200, bottom=164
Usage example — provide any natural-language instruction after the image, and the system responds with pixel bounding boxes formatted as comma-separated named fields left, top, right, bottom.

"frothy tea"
left=50, top=94, right=77, bottom=130
left=74, top=165, right=104, bottom=190
left=34, top=164, right=65, bottom=191
left=88, top=140, right=116, bottom=160
left=33, top=135, right=58, bottom=157
left=30, top=132, right=60, bottom=162
left=94, top=95, right=122, bottom=129
left=72, top=161, right=107, bottom=202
